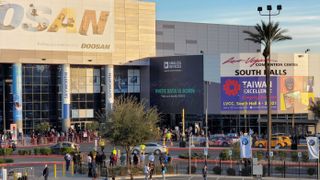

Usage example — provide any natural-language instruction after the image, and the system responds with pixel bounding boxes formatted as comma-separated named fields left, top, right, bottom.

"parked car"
left=209, top=134, right=225, bottom=140
left=210, top=137, right=232, bottom=147
left=132, top=142, right=167, bottom=155
left=189, top=136, right=206, bottom=147
left=50, top=141, right=79, bottom=154
left=272, top=135, right=292, bottom=147
left=254, top=137, right=286, bottom=148
left=226, top=133, right=240, bottom=143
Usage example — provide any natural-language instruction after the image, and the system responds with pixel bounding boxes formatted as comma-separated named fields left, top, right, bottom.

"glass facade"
left=22, top=65, right=59, bottom=133
left=70, top=66, right=103, bottom=129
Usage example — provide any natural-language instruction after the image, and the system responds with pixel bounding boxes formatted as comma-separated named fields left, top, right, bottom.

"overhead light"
left=257, top=7, right=262, bottom=12
left=88, top=59, right=92, bottom=62
left=41, top=58, right=46, bottom=61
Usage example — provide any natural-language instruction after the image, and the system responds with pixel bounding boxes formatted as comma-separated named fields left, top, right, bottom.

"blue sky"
left=152, top=0, right=320, bottom=53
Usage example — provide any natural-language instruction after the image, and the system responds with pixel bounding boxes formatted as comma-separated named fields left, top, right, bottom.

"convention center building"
left=0, top=0, right=319, bottom=136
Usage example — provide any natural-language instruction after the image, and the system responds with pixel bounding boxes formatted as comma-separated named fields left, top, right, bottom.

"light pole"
left=257, top=4, right=282, bottom=177
left=205, top=81, right=210, bottom=163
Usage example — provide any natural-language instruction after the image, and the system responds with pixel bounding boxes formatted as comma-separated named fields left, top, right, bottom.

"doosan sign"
left=0, top=0, right=114, bottom=52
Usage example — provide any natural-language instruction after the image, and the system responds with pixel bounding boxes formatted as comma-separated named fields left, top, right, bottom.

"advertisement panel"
left=62, top=64, right=70, bottom=119
left=220, top=53, right=314, bottom=112
left=12, top=64, right=22, bottom=126
left=0, top=0, right=114, bottom=52
left=279, top=76, right=314, bottom=112
left=150, top=55, right=203, bottom=114
left=221, top=76, right=277, bottom=111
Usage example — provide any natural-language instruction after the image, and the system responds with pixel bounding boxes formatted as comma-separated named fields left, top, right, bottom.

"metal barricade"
left=8, top=167, right=35, bottom=180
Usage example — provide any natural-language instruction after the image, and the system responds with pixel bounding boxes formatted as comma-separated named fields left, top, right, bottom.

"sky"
left=151, top=0, right=320, bottom=53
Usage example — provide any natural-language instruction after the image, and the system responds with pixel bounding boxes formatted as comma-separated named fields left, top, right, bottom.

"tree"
left=101, top=96, right=160, bottom=165
left=243, top=20, right=291, bottom=175
left=35, top=122, right=50, bottom=135
left=309, top=100, right=320, bottom=119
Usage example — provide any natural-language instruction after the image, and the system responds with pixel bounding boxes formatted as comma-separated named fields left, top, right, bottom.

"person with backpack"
left=144, top=164, right=149, bottom=180
left=161, top=163, right=166, bottom=180
left=42, top=164, right=49, bottom=180
left=202, top=165, right=208, bottom=180
left=64, top=153, right=72, bottom=171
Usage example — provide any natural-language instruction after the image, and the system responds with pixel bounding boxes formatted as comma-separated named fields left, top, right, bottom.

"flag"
left=240, top=135, right=252, bottom=158
left=307, top=137, right=319, bottom=159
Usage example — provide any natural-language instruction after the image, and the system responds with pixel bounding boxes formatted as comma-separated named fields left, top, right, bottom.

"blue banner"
left=12, top=64, right=22, bottom=122
left=240, top=135, right=252, bottom=158
left=221, top=76, right=278, bottom=111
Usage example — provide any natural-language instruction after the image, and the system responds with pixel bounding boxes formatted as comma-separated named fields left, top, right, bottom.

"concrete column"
left=61, top=64, right=71, bottom=132
left=105, top=65, right=114, bottom=114
left=12, top=63, right=23, bottom=133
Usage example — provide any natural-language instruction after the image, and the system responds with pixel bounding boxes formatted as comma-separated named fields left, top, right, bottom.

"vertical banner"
left=12, top=64, right=23, bottom=132
left=307, top=137, right=319, bottom=159
left=240, top=135, right=252, bottom=158
left=62, top=64, right=71, bottom=132
left=105, top=65, right=114, bottom=113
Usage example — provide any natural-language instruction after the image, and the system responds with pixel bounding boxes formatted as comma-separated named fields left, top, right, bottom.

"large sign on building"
left=150, top=55, right=204, bottom=114
left=0, top=0, right=114, bottom=52
left=220, top=54, right=314, bottom=113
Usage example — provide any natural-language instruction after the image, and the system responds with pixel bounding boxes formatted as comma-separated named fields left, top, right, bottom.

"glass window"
left=34, top=111, right=40, bottom=118
left=25, top=94, right=32, bottom=102
left=79, top=94, right=86, bottom=101
left=24, top=68, right=32, bottom=76
left=41, top=103, right=49, bottom=111
left=33, top=76, right=41, bottom=84
left=24, top=77, right=32, bottom=85
left=41, top=86, right=49, bottom=93
left=42, top=111, right=49, bottom=118
left=87, top=102, right=94, bottom=109
left=33, top=86, right=40, bottom=93
left=33, top=94, right=40, bottom=102
left=25, top=103, right=33, bottom=111
left=80, top=102, right=86, bottom=109
left=24, top=85, right=32, bottom=93
left=41, top=94, right=48, bottom=101
left=26, top=111, right=33, bottom=118
left=34, top=103, right=40, bottom=110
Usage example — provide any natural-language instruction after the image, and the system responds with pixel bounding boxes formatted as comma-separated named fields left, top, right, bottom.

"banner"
left=221, top=76, right=277, bottom=111
left=0, top=0, right=114, bottom=52
left=307, top=137, right=319, bottom=159
left=240, top=135, right=252, bottom=158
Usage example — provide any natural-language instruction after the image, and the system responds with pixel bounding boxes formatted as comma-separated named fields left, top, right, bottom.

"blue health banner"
left=12, top=64, right=23, bottom=121
left=221, top=76, right=278, bottom=111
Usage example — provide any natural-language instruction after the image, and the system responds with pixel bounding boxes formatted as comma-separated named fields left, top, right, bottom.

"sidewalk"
left=53, top=174, right=314, bottom=180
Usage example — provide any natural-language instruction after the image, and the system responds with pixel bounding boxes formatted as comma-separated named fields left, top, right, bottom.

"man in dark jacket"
left=43, top=164, right=49, bottom=180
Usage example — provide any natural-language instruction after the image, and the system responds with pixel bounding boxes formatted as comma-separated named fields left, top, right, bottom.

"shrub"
left=0, top=148, right=13, bottom=156
left=212, top=166, right=222, bottom=175
left=307, top=168, right=316, bottom=176
left=290, top=152, right=298, bottom=162
left=187, top=165, right=197, bottom=174
left=219, top=150, right=228, bottom=160
left=40, top=148, right=52, bottom=155
left=277, top=151, right=286, bottom=160
left=227, top=168, right=236, bottom=176
left=0, top=159, right=14, bottom=164
left=241, top=167, right=251, bottom=176
left=231, top=142, right=240, bottom=160
left=34, top=148, right=40, bottom=155
left=302, top=152, right=309, bottom=162
left=60, top=147, right=74, bottom=155
left=255, top=151, right=264, bottom=160
left=275, top=166, right=285, bottom=173
left=178, top=152, right=208, bottom=159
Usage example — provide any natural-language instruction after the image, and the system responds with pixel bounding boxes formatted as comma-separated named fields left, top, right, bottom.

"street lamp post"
left=205, top=81, right=210, bottom=163
left=257, top=4, right=282, bottom=177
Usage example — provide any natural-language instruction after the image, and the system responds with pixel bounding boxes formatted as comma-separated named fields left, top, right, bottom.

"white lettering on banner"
left=62, top=65, right=70, bottom=104
left=163, top=61, right=182, bottom=72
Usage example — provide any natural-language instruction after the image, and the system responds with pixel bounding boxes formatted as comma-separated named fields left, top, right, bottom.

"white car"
left=132, top=143, right=167, bottom=155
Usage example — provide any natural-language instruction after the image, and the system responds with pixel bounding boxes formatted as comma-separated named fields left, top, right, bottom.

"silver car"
left=132, top=143, right=167, bottom=155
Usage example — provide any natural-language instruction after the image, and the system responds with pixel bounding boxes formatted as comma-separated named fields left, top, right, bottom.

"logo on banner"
left=309, top=139, right=316, bottom=146
left=242, top=138, right=249, bottom=145
left=223, top=79, right=240, bottom=96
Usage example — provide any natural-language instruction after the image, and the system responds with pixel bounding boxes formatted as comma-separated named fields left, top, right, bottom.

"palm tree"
left=309, top=100, right=320, bottom=120
left=243, top=20, right=291, bottom=176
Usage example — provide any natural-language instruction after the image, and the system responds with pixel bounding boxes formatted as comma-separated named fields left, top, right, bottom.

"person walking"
left=202, top=165, right=208, bottom=180
left=42, top=164, right=49, bottom=180
left=64, top=153, right=72, bottom=171
left=144, top=164, right=149, bottom=180
left=148, top=161, right=155, bottom=180
left=161, top=163, right=166, bottom=180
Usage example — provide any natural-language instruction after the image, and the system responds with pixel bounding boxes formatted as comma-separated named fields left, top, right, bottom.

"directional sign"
left=298, top=152, right=302, bottom=158
left=204, top=148, right=208, bottom=156
left=229, top=150, right=233, bottom=156
left=269, top=151, right=273, bottom=157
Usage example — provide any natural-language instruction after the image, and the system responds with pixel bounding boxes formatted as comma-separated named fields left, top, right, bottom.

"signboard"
left=221, top=76, right=277, bottom=111
left=220, top=53, right=314, bottom=112
left=150, top=55, right=204, bottom=114
left=0, top=0, right=114, bottom=52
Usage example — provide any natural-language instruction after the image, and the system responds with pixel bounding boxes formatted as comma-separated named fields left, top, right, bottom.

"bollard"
left=54, top=164, right=57, bottom=178
left=13, top=173, right=17, bottom=180
left=71, top=161, right=74, bottom=176
left=62, top=163, right=66, bottom=177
